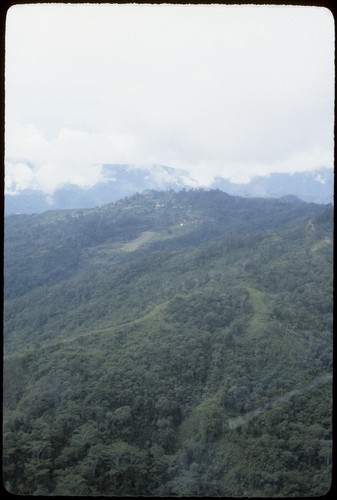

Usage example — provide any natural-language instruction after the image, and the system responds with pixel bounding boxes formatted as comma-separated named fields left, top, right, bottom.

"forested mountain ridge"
left=3, top=189, right=325, bottom=304
left=3, top=189, right=333, bottom=496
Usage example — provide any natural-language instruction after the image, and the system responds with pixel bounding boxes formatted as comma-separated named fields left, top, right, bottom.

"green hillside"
left=3, top=190, right=333, bottom=496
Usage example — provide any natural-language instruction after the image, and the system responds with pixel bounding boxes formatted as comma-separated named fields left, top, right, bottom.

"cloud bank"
left=5, top=4, right=334, bottom=194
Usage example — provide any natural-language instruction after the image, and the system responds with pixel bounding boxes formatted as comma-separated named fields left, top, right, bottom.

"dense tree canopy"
left=3, top=189, right=333, bottom=496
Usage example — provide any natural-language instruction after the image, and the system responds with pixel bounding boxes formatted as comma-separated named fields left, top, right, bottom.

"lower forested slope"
left=3, top=190, right=333, bottom=496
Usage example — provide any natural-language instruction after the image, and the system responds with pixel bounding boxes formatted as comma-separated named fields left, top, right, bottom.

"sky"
left=5, top=3, right=335, bottom=195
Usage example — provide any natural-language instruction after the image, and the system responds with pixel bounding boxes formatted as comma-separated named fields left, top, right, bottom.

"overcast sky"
left=5, top=3, right=334, bottom=194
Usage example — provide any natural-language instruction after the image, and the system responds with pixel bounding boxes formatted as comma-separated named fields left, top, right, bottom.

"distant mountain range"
left=213, top=167, right=333, bottom=204
left=5, top=164, right=333, bottom=214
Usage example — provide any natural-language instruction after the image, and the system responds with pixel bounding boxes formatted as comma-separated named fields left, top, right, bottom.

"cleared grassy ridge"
left=121, top=231, right=157, bottom=252
left=245, top=286, right=269, bottom=338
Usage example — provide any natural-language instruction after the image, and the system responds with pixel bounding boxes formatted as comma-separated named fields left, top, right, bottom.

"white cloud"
left=5, top=4, right=334, bottom=194
left=5, top=161, right=38, bottom=194
left=5, top=120, right=333, bottom=195
left=5, top=124, right=147, bottom=194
